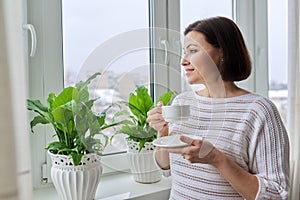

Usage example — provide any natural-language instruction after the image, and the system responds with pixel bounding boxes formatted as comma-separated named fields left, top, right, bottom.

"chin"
left=186, top=78, right=203, bottom=85
left=185, top=74, right=203, bottom=84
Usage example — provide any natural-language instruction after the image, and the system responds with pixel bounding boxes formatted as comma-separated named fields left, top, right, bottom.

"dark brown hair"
left=184, top=16, right=251, bottom=81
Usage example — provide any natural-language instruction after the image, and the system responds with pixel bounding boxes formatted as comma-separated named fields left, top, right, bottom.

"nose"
left=181, top=56, right=190, bottom=67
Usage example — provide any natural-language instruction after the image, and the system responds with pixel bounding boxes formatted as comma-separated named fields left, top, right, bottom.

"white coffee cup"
left=162, top=105, right=190, bottom=122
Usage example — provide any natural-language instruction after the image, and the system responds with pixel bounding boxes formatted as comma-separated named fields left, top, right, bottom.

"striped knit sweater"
left=164, top=91, right=289, bottom=200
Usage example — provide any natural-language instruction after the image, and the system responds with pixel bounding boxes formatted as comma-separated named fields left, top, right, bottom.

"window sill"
left=33, top=172, right=172, bottom=200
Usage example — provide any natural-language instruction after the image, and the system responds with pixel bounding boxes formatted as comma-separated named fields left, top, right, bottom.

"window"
left=268, top=0, right=288, bottom=124
left=180, top=0, right=233, bottom=26
left=62, top=0, right=149, bottom=155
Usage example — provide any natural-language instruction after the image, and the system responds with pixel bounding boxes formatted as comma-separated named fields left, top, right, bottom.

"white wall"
left=0, top=0, right=32, bottom=199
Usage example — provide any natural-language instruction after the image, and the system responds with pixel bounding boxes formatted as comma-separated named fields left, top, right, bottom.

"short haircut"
left=184, top=16, right=252, bottom=81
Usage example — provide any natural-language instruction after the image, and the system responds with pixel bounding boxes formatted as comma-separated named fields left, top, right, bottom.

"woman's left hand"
left=162, top=135, right=215, bottom=164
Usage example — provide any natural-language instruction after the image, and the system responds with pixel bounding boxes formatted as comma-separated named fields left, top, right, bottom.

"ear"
left=218, top=49, right=224, bottom=66
left=218, top=49, right=223, bottom=58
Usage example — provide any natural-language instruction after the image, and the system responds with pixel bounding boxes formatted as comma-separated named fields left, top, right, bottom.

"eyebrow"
left=183, top=43, right=199, bottom=50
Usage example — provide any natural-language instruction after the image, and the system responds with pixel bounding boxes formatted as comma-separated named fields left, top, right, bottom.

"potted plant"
left=113, top=85, right=175, bottom=183
left=27, top=72, right=122, bottom=200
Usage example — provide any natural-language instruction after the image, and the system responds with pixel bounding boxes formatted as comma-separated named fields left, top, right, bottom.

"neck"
left=200, top=80, right=242, bottom=98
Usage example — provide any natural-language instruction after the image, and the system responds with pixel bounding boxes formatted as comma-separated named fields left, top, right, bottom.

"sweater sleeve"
left=249, top=99, right=290, bottom=199
left=153, top=150, right=171, bottom=177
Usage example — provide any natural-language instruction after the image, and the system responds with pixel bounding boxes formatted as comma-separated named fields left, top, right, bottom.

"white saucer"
left=153, top=134, right=202, bottom=148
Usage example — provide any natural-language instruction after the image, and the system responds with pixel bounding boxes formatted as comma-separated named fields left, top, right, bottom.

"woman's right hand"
left=148, top=102, right=170, bottom=170
left=147, top=102, right=168, bottom=137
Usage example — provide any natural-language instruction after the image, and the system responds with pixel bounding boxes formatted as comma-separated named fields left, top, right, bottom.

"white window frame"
left=234, top=0, right=269, bottom=96
left=150, top=0, right=183, bottom=101
left=26, top=0, right=268, bottom=190
left=26, top=0, right=63, bottom=189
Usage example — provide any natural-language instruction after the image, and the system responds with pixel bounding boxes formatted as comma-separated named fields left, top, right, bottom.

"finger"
left=148, top=120, right=165, bottom=127
left=162, top=147, right=186, bottom=154
left=146, top=117, right=151, bottom=123
left=147, top=106, right=162, bottom=116
left=199, top=140, right=214, bottom=158
left=157, top=102, right=163, bottom=107
left=179, top=135, right=194, bottom=145
left=147, top=116, right=164, bottom=126
left=149, top=121, right=165, bottom=132
left=150, top=113, right=165, bottom=122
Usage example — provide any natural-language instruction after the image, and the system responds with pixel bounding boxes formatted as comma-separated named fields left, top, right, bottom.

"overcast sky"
left=62, top=0, right=287, bottom=85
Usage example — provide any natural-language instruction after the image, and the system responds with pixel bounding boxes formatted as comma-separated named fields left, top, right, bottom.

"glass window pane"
left=268, top=0, right=288, bottom=124
left=180, top=0, right=233, bottom=30
left=62, top=0, right=149, bottom=154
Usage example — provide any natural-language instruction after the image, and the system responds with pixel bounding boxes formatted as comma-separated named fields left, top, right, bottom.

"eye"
left=189, top=49, right=198, bottom=54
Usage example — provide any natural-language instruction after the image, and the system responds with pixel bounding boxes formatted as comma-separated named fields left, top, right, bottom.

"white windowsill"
left=33, top=172, right=172, bottom=200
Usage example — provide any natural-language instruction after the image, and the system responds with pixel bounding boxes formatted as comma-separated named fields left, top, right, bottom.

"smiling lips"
left=185, top=68, right=195, bottom=74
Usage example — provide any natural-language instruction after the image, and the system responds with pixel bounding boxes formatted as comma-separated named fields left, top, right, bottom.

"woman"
left=147, top=16, right=289, bottom=200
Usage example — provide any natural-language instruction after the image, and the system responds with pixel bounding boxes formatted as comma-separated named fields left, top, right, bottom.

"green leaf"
left=47, top=93, right=56, bottom=110
left=86, top=109, right=101, bottom=135
left=70, top=153, right=83, bottom=166
left=157, top=91, right=176, bottom=106
left=129, top=86, right=153, bottom=117
left=118, top=124, right=135, bottom=136
left=52, top=87, right=78, bottom=110
left=27, top=99, right=53, bottom=127
left=75, top=72, right=101, bottom=102
left=46, top=141, right=66, bottom=153
left=112, top=110, right=131, bottom=118
left=100, top=120, right=130, bottom=131
left=67, top=120, right=74, bottom=138
left=30, top=115, right=50, bottom=133
left=53, top=124, right=67, bottom=140
left=118, top=124, right=156, bottom=139
left=52, top=106, right=73, bottom=128
left=75, top=72, right=101, bottom=92
left=85, top=98, right=98, bottom=109
left=97, top=114, right=105, bottom=127
left=138, top=139, right=146, bottom=152
left=75, top=115, right=89, bottom=136
left=27, top=99, right=49, bottom=116
left=124, top=102, right=144, bottom=126
left=84, top=136, right=103, bottom=155
left=94, top=103, right=113, bottom=127
left=78, top=89, right=89, bottom=102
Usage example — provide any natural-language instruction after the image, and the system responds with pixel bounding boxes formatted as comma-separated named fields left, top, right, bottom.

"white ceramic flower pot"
left=48, top=152, right=102, bottom=200
left=127, top=140, right=162, bottom=183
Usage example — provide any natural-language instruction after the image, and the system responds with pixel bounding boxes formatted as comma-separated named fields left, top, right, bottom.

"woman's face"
left=181, top=31, right=222, bottom=85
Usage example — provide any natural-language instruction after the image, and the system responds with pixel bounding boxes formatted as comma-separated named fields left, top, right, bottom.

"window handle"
left=160, top=40, right=169, bottom=65
left=23, top=24, right=37, bottom=57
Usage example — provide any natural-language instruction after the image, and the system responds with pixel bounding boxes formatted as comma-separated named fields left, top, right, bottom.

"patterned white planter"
left=127, top=140, right=162, bottom=183
left=48, top=152, right=102, bottom=200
